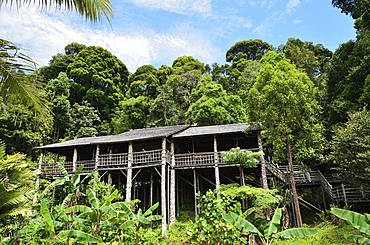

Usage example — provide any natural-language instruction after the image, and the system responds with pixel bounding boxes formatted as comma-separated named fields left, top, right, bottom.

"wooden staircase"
left=265, top=162, right=370, bottom=205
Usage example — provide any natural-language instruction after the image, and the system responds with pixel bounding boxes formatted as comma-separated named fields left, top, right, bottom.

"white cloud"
left=129, top=0, right=212, bottom=15
left=252, top=0, right=302, bottom=36
left=285, top=0, right=300, bottom=14
left=293, top=19, right=302, bottom=24
left=0, top=8, right=217, bottom=72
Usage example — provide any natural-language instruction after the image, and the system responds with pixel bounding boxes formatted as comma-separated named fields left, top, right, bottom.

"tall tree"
left=330, top=107, right=370, bottom=186
left=66, top=101, right=100, bottom=139
left=45, top=72, right=72, bottom=142
left=127, top=65, right=161, bottom=99
left=332, top=0, right=370, bottom=30
left=226, top=39, right=273, bottom=63
left=0, top=0, right=113, bottom=125
left=186, top=80, right=247, bottom=126
left=326, top=30, right=370, bottom=128
left=247, top=51, right=320, bottom=227
left=67, top=46, right=129, bottom=130
left=39, top=43, right=86, bottom=81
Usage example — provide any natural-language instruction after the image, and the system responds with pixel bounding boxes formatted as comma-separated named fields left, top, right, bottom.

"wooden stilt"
left=214, top=136, right=220, bottom=189
left=150, top=169, right=154, bottom=207
left=126, top=142, right=133, bottom=202
left=257, top=131, right=268, bottom=189
left=176, top=175, right=180, bottom=217
left=95, top=144, right=100, bottom=170
left=33, top=151, right=43, bottom=204
left=170, top=138, right=176, bottom=226
left=193, top=169, right=197, bottom=217
left=72, top=148, right=77, bottom=172
left=161, top=137, right=167, bottom=236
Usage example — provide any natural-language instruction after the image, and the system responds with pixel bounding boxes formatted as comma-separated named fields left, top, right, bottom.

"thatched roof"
left=173, top=122, right=263, bottom=138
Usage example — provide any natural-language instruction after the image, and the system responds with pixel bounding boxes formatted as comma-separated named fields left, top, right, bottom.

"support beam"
left=169, top=139, right=176, bottom=227
left=258, top=131, right=269, bottom=190
left=193, top=169, right=197, bottom=217
left=161, top=137, right=167, bottom=236
left=126, top=142, right=133, bottom=202
left=95, top=144, right=100, bottom=170
left=72, top=148, right=78, bottom=172
left=214, top=135, right=220, bottom=189
left=33, top=151, right=43, bottom=204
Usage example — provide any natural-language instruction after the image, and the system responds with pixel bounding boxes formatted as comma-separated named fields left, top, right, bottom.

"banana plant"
left=223, top=208, right=317, bottom=245
left=64, top=188, right=120, bottom=239
left=331, top=208, right=370, bottom=244
left=42, top=163, right=95, bottom=207
left=117, top=202, right=162, bottom=245
left=40, top=201, right=98, bottom=244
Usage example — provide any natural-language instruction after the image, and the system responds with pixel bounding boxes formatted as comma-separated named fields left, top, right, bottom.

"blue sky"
left=0, top=0, right=356, bottom=72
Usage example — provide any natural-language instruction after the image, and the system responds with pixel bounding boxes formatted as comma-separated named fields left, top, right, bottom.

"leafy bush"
left=222, top=147, right=263, bottom=168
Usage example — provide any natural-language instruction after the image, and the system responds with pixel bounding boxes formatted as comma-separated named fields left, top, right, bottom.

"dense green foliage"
left=330, top=108, right=370, bottom=185
left=1, top=0, right=370, bottom=243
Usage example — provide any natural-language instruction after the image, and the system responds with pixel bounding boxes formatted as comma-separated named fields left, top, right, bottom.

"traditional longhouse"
left=35, top=122, right=370, bottom=234
left=35, top=122, right=265, bottom=234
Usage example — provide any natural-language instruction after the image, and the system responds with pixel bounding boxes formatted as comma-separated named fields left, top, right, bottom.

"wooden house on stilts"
left=35, top=122, right=370, bottom=234
left=35, top=123, right=265, bottom=234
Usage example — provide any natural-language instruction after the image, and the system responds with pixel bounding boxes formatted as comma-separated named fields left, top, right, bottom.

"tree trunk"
left=286, top=136, right=303, bottom=227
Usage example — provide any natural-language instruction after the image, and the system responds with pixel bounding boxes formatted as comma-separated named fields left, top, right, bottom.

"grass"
left=273, top=221, right=360, bottom=245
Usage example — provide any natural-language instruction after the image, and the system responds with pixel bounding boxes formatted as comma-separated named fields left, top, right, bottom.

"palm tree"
left=0, top=0, right=113, bottom=125
left=0, top=141, right=35, bottom=220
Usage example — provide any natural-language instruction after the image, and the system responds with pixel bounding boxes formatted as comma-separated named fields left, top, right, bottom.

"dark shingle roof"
left=35, top=125, right=190, bottom=150
left=35, top=123, right=262, bottom=150
left=34, top=136, right=108, bottom=150
left=94, top=124, right=190, bottom=144
left=173, top=122, right=263, bottom=138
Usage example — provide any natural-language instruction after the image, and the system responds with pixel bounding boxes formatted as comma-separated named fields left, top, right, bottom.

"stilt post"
left=72, top=148, right=78, bottom=172
left=214, top=136, right=220, bottom=189
left=161, top=137, right=167, bottom=236
left=126, top=142, right=133, bottom=202
left=169, top=138, right=176, bottom=226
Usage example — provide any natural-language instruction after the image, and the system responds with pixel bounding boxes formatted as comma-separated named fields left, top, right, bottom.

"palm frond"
left=0, top=0, right=113, bottom=23
left=0, top=39, right=52, bottom=126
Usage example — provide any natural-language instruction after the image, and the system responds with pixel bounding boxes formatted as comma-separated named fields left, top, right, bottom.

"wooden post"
left=169, top=139, right=176, bottom=226
left=193, top=168, right=197, bottom=217
left=214, top=136, right=220, bottom=189
left=95, top=144, right=100, bottom=170
left=287, top=137, right=302, bottom=227
left=73, top=148, right=78, bottom=172
left=161, top=137, right=167, bottom=236
left=108, top=173, right=112, bottom=186
left=342, top=184, right=348, bottom=207
left=150, top=169, right=153, bottom=207
left=257, top=131, right=268, bottom=189
left=33, top=151, right=43, bottom=204
left=126, top=142, right=133, bottom=202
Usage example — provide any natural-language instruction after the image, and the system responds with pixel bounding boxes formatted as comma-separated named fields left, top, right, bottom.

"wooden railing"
left=174, top=152, right=217, bottom=166
left=133, top=149, right=165, bottom=165
left=332, top=184, right=370, bottom=204
left=76, top=160, right=96, bottom=172
left=98, top=153, right=128, bottom=167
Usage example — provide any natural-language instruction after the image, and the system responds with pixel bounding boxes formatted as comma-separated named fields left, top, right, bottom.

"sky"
left=0, top=0, right=356, bottom=72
